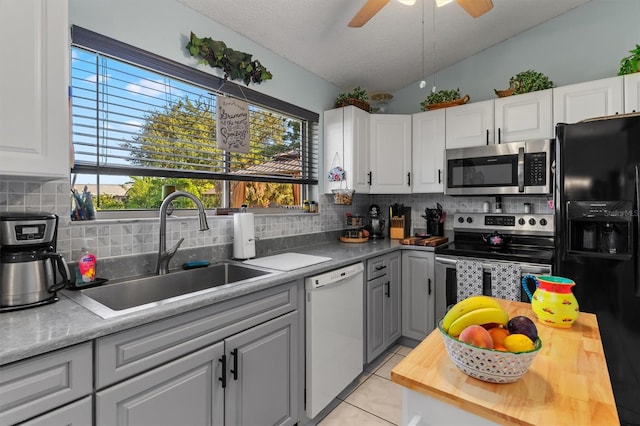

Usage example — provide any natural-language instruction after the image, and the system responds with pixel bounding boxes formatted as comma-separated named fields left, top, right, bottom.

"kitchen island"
left=391, top=298, right=619, bottom=425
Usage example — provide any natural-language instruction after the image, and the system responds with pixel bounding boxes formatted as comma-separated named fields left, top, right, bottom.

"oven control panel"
left=454, top=213, right=554, bottom=235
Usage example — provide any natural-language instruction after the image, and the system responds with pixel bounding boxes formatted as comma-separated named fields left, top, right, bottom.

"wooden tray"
left=424, top=94, right=470, bottom=111
left=340, top=236, right=369, bottom=243
left=400, top=236, right=448, bottom=247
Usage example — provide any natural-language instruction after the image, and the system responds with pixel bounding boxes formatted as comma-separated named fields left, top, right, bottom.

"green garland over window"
left=186, top=32, right=273, bottom=85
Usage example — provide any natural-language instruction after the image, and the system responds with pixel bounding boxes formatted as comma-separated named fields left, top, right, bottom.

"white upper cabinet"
left=624, top=73, right=640, bottom=113
left=369, top=114, right=412, bottom=194
left=494, top=88, right=553, bottom=142
left=553, top=76, right=624, bottom=125
left=412, top=109, right=445, bottom=193
left=445, top=100, right=494, bottom=149
left=0, top=0, right=70, bottom=179
left=323, top=106, right=370, bottom=194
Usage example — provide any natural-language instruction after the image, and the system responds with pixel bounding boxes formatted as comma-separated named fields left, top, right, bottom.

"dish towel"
left=491, top=263, right=522, bottom=301
left=456, top=260, right=483, bottom=302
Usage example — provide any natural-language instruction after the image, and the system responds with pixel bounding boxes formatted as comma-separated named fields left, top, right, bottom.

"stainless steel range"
left=435, top=212, right=554, bottom=321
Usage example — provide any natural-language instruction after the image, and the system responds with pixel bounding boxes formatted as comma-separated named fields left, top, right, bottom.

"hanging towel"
left=491, top=263, right=522, bottom=301
left=456, top=260, right=483, bottom=302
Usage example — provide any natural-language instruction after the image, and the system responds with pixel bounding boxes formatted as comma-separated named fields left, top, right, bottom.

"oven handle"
left=434, top=256, right=551, bottom=275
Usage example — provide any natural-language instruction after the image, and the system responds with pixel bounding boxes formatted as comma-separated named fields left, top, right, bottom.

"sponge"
left=182, top=260, right=210, bottom=270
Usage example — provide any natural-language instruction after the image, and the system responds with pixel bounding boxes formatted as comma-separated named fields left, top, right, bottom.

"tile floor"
left=317, top=344, right=414, bottom=426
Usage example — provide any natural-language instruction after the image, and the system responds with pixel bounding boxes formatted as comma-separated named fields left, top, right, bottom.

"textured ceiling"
left=177, top=0, right=591, bottom=95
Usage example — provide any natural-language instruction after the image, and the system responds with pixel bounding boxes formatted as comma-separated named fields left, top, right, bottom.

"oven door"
left=434, top=254, right=552, bottom=321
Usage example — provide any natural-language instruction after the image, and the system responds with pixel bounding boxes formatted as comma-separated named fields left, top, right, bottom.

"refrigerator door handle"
left=632, top=164, right=640, bottom=297
left=517, top=147, right=525, bottom=192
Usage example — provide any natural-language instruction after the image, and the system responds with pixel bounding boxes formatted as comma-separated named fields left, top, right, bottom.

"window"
left=70, top=26, right=318, bottom=213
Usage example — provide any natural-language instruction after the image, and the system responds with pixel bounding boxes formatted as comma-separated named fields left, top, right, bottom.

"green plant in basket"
left=335, top=86, right=369, bottom=107
left=420, top=88, right=461, bottom=111
left=508, top=70, right=553, bottom=95
left=618, top=44, right=640, bottom=76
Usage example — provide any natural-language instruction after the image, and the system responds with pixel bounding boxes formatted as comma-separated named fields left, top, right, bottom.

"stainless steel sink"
left=63, top=262, right=280, bottom=318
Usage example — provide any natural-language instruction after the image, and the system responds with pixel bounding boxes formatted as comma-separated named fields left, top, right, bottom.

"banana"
left=441, top=295, right=503, bottom=333
left=448, top=307, right=509, bottom=337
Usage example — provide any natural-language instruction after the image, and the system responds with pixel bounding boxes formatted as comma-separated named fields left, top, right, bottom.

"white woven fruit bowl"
left=437, top=320, right=542, bottom=384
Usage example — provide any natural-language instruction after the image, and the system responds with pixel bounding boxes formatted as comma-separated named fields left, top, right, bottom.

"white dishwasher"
left=305, top=262, right=364, bottom=419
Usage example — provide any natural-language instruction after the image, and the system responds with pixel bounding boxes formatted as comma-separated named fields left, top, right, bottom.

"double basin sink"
left=63, top=262, right=280, bottom=319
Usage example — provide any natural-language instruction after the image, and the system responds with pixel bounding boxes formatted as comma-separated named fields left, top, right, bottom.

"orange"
left=487, top=327, right=510, bottom=347
left=493, top=344, right=508, bottom=352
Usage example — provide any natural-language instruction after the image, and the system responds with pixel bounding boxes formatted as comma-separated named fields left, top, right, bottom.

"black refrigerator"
left=555, top=114, right=640, bottom=426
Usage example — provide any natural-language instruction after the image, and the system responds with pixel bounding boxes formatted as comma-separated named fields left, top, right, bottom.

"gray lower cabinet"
left=401, top=250, right=436, bottom=340
left=366, top=252, right=401, bottom=362
left=21, top=396, right=93, bottom=426
left=0, top=342, right=92, bottom=426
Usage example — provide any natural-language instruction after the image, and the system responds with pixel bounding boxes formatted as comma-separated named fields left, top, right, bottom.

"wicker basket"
left=437, top=320, right=541, bottom=384
left=332, top=189, right=354, bottom=205
left=336, top=98, right=371, bottom=112
left=422, top=94, right=470, bottom=111
left=495, top=89, right=515, bottom=98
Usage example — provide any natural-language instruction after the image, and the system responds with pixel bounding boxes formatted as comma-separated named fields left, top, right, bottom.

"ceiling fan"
left=348, top=0, right=493, bottom=27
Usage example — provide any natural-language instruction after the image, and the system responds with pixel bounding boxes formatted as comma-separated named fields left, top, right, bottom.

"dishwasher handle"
left=305, top=262, right=364, bottom=289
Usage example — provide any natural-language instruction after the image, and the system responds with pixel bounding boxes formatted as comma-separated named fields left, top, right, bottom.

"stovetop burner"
left=435, top=212, right=555, bottom=264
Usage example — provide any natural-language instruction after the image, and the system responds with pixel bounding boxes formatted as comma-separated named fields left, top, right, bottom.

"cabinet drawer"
left=95, top=281, right=298, bottom=389
left=20, top=396, right=92, bottom=426
left=367, top=255, right=389, bottom=280
left=0, top=343, right=92, bottom=426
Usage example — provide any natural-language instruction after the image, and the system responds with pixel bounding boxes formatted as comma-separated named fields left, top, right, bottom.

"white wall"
left=390, top=0, right=640, bottom=114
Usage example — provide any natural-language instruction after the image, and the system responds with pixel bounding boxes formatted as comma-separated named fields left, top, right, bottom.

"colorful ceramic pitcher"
left=522, top=275, right=579, bottom=328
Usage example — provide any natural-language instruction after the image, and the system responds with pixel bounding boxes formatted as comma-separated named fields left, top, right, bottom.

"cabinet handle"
left=368, top=171, right=372, bottom=186
left=384, top=281, right=390, bottom=297
left=219, top=354, right=227, bottom=388
left=428, top=278, right=432, bottom=295
left=486, top=129, right=489, bottom=145
left=230, top=348, right=238, bottom=381
left=407, top=172, right=411, bottom=186
left=438, top=169, right=442, bottom=184
left=375, top=265, right=387, bottom=271
left=498, top=128, right=502, bottom=144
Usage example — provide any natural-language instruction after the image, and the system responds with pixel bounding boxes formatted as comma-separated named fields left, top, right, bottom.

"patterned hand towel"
left=456, top=260, right=483, bottom=302
left=490, top=263, right=522, bottom=301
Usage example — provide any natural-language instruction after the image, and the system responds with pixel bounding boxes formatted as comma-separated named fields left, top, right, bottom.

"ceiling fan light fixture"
left=435, top=0, right=454, bottom=7
left=397, top=0, right=416, bottom=5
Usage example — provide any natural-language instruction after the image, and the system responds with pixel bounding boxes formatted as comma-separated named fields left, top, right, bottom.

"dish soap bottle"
left=76, top=239, right=97, bottom=285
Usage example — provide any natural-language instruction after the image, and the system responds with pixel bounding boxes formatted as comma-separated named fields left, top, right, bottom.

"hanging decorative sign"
left=216, top=97, right=250, bottom=153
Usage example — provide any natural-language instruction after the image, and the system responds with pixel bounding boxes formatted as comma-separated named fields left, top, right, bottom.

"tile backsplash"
left=0, top=178, right=553, bottom=272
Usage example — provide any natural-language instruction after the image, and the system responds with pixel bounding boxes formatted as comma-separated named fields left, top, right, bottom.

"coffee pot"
left=0, top=212, right=70, bottom=311
left=368, top=204, right=385, bottom=240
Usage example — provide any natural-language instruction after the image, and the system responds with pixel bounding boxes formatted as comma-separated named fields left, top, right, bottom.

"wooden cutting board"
left=400, top=236, right=448, bottom=246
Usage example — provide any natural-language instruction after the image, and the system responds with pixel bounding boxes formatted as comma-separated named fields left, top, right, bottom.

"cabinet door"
left=323, top=106, right=370, bottom=194
left=366, top=275, right=387, bottom=363
left=495, top=89, right=553, bottom=142
left=624, top=73, right=640, bottom=113
left=0, top=0, right=69, bottom=179
left=401, top=251, right=435, bottom=341
left=387, top=252, right=402, bottom=344
left=96, top=342, right=225, bottom=426
left=412, top=109, right=445, bottom=193
left=553, top=77, right=623, bottom=125
left=369, top=114, right=412, bottom=194
left=445, top=100, right=494, bottom=148
left=225, top=311, right=298, bottom=426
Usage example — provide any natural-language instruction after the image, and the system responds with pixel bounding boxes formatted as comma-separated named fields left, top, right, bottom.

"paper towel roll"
left=233, top=212, right=256, bottom=259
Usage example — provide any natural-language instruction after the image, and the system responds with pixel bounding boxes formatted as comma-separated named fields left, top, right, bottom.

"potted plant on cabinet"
left=507, top=70, right=554, bottom=95
left=618, top=44, right=640, bottom=75
left=420, top=88, right=470, bottom=111
left=335, top=86, right=370, bottom=112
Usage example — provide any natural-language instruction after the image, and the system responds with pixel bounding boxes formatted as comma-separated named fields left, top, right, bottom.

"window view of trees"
left=71, top=46, right=308, bottom=212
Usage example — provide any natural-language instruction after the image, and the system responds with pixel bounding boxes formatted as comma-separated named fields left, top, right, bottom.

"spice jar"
left=303, top=200, right=310, bottom=212
left=309, top=201, right=318, bottom=213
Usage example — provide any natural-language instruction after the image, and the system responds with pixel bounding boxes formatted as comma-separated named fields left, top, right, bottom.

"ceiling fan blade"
left=456, top=0, right=493, bottom=18
left=348, top=0, right=390, bottom=28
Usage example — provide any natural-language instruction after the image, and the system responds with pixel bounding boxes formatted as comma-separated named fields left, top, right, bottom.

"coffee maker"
left=368, top=204, right=385, bottom=240
left=0, top=212, right=70, bottom=311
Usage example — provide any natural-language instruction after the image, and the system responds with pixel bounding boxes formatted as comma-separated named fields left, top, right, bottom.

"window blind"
left=70, top=26, right=319, bottom=185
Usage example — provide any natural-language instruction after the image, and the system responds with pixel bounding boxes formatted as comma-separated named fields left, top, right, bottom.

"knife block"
left=390, top=216, right=405, bottom=239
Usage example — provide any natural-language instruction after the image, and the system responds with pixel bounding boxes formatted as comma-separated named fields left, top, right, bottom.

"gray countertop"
left=0, top=240, right=438, bottom=366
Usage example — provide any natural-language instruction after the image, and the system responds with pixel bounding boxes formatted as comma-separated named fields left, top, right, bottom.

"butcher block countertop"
left=391, top=298, right=619, bottom=425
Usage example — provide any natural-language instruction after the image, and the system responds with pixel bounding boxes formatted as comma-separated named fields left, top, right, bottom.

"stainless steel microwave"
left=444, top=139, right=553, bottom=196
